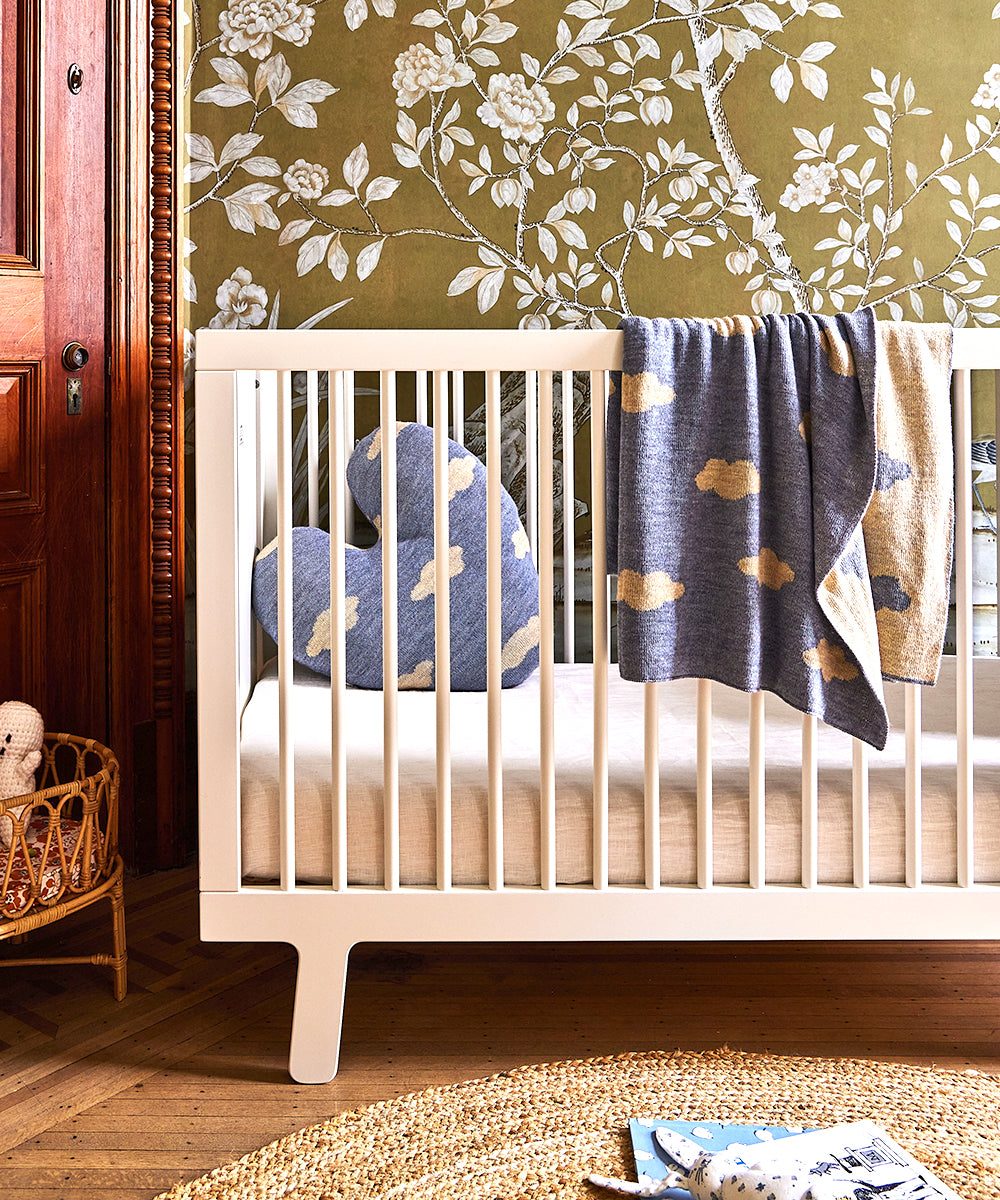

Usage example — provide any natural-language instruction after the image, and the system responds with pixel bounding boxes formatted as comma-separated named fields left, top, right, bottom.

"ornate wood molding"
left=107, top=0, right=186, bottom=870
left=150, top=0, right=183, bottom=727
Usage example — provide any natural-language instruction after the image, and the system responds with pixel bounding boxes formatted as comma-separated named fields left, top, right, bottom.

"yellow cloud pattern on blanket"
left=398, top=660, right=433, bottom=689
left=621, top=372, right=675, bottom=413
left=366, top=421, right=409, bottom=461
left=306, top=596, right=359, bottom=658
left=618, top=569, right=685, bottom=610
left=411, top=545, right=464, bottom=601
left=448, top=455, right=476, bottom=500
left=696, top=459, right=761, bottom=499
left=702, top=315, right=764, bottom=338
left=501, top=614, right=541, bottom=673
left=511, top=527, right=530, bottom=559
left=739, top=549, right=794, bottom=590
left=798, top=412, right=812, bottom=443
left=820, top=327, right=856, bottom=377
left=803, top=638, right=859, bottom=683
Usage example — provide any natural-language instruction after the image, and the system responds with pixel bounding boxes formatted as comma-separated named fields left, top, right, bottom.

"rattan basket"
left=0, top=734, right=126, bottom=1000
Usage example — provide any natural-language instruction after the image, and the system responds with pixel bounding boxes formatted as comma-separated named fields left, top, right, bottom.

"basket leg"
left=109, top=877, right=127, bottom=1001
left=288, top=931, right=354, bottom=1084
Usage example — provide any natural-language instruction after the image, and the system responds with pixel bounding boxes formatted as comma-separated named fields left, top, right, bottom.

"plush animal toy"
left=0, top=701, right=44, bottom=849
left=589, top=1127, right=905, bottom=1200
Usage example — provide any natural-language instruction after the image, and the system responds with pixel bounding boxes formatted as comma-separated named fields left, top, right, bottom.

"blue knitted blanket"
left=606, top=310, right=954, bottom=749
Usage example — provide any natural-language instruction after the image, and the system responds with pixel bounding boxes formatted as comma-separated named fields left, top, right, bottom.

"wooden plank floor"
left=2, top=866, right=999, bottom=1198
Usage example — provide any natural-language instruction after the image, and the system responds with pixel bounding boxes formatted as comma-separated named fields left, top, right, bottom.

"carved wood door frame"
left=108, top=0, right=185, bottom=871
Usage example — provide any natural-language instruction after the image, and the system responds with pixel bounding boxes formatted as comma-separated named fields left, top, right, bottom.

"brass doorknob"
left=62, top=342, right=89, bottom=370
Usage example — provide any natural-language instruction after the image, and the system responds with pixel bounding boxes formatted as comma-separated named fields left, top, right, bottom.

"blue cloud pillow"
left=252, top=422, right=540, bottom=689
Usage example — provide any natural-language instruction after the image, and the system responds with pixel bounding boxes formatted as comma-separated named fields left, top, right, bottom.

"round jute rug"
left=154, top=1049, right=1000, bottom=1200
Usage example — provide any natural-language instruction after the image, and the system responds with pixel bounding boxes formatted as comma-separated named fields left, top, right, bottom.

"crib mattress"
left=238, top=659, right=1000, bottom=887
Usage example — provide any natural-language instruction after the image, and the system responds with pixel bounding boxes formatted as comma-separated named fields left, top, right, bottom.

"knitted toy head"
left=0, top=701, right=44, bottom=849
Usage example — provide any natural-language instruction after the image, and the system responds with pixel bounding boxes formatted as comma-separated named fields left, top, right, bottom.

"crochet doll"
left=0, top=701, right=44, bottom=849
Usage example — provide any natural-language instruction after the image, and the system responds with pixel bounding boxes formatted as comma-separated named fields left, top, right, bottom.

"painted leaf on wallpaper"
left=184, top=0, right=1000, bottom=335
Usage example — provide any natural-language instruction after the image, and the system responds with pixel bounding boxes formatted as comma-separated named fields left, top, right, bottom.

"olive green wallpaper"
left=183, top=0, right=1000, bottom=353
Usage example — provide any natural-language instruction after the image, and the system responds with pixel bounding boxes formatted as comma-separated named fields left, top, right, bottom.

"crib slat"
left=696, top=679, right=712, bottom=889
left=590, top=370, right=609, bottom=891
left=256, top=370, right=278, bottom=677
left=801, top=714, right=818, bottom=889
left=562, top=370, right=575, bottom=664
left=433, top=369, right=452, bottom=891
left=852, top=738, right=870, bottom=888
left=329, top=371, right=348, bottom=892
left=344, top=371, right=355, bottom=543
left=953, top=368, right=974, bottom=887
left=904, top=684, right=922, bottom=888
left=996, top=370, right=1000, bottom=656
left=486, top=369, right=504, bottom=890
left=539, top=370, right=556, bottom=891
left=307, top=371, right=320, bottom=526
left=643, top=683, right=660, bottom=891
left=525, top=370, right=538, bottom=566
left=749, top=692, right=765, bottom=889
left=277, top=369, right=295, bottom=893
left=381, top=371, right=400, bottom=892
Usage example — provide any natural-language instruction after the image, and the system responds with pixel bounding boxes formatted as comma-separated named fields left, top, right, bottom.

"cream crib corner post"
left=194, top=360, right=247, bottom=894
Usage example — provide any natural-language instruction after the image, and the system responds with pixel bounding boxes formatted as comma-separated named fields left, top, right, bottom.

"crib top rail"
left=195, top=325, right=1000, bottom=372
left=195, top=328, right=623, bottom=372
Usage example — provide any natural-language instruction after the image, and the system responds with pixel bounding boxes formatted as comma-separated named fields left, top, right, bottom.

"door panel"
left=0, top=0, right=107, bottom=740
left=0, top=563, right=43, bottom=702
left=0, top=0, right=40, bottom=266
left=0, top=363, right=41, bottom=505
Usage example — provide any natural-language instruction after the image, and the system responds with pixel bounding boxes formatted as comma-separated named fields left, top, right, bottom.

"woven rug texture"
left=153, top=1048, right=1000, bottom=1200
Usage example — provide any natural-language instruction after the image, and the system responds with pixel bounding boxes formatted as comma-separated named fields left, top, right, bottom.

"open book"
left=623, top=1118, right=962, bottom=1199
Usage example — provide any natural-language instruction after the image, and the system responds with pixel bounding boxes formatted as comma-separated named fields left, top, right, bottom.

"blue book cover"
left=628, top=1119, right=810, bottom=1197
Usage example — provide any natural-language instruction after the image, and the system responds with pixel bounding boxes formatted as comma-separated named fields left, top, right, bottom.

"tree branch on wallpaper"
left=184, top=0, right=1000, bottom=330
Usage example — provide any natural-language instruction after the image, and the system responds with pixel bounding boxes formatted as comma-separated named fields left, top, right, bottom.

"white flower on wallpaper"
left=185, top=0, right=1000, bottom=330
left=973, top=63, right=1000, bottom=112
left=476, top=73, right=555, bottom=143
left=219, top=0, right=316, bottom=59
left=208, top=266, right=270, bottom=328
left=392, top=40, right=476, bottom=106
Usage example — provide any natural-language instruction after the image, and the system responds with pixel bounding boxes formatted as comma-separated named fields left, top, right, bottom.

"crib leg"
left=287, top=933, right=355, bottom=1084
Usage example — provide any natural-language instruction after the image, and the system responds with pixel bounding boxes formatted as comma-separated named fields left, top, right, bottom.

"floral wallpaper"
left=181, top=0, right=1000, bottom=673
left=183, top=0, right=1000, bottom=350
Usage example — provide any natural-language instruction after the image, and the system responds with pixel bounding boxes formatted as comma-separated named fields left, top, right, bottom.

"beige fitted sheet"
left=239, top=658, right=1000, bottom=887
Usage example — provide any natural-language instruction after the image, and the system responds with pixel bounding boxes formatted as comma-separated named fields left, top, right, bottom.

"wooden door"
left=0, top=0, right=108, bottom=739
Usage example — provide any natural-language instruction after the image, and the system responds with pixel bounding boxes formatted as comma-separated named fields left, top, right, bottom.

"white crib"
left=195, top=327, right=1000, bottom=1084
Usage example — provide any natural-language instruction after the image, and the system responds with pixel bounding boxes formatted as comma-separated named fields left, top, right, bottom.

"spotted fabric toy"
left=589, top=1127, right=889, bottom=1200
left=0, top=700, right=44, bottom=849
left=252, top=421, right=540, bottom=690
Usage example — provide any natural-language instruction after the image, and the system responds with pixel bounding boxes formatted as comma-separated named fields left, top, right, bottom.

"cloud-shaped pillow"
left=252, top=422, right=540, bottom=690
